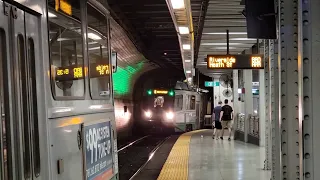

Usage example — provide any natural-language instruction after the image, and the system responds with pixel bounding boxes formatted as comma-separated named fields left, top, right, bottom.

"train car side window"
left=47, top=1, right=85, bottom=99
left=186, top=95, right=196, bottom=110
left=28, top=38, right=41, bottom=176
left=87, top=4, right=111, bottom=99
left=174, top=95, right=183, bottom=111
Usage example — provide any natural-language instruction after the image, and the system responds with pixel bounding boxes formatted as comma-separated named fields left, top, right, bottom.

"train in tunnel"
left=138, top=88, right=176, bottom=134
left=135, top=81, right=208, bottom=134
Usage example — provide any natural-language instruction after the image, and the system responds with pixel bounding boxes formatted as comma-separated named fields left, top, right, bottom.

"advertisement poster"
left=84, top=121, right=113, bottom=180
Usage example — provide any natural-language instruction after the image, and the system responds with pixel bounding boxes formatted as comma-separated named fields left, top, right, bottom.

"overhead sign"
left=205, top=81, right=220, bottom=87
left=84, top=121, right=113, bottom=180
left=55, top=64, right=110, bottom=81
left=207, top=54, right=264, bottom=69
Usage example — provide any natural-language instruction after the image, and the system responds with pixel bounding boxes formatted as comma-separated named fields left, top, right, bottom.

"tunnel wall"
left=110, top=18, right=158, bottom=139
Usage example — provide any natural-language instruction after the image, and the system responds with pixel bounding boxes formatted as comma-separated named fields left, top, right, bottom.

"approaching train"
left=140, top=81, right=207, bottom=133
left=140, top=88, right=176, bottom=133
left=0, top=1, right=119, bottom=180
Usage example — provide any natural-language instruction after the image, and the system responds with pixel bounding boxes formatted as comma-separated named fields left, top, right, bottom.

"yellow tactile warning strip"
left=157, top=130, right=208, bottom=180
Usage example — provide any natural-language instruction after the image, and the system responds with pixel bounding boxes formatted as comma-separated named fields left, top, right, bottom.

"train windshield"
left=154, top=96, right=164, bottom=107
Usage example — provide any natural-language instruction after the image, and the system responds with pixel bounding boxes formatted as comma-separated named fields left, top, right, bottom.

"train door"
left=0, top=2, right=41, bottom=180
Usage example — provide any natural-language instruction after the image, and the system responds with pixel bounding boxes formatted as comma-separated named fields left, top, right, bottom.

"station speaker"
left=244, top=0, right=277, bottom=39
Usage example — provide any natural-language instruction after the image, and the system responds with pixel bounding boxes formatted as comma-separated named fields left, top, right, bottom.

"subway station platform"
left=157, top=130, right=271, bottom=180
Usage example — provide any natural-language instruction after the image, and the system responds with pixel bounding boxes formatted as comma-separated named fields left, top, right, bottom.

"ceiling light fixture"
left=185, top=60, right=191, bottom=62
left=171, top=0, right=185, bottom=9
left=57, top=38, right=71, bottom=41
left=178, top=26, right=189, bottom=34
left=201, top=43, right=243, bottom=46
left=186, top=70, right=191, bottom=73
left=229, top=38, right=256, bottom=41
left=48, top=12, right=57, bottom=18
left=210, top=47, right=237, bottom=50
left=203, top=32, right=247, bottom=35
left=88, top=33, right=101, bottom=40
left=183, top=44, right=191, bottom=50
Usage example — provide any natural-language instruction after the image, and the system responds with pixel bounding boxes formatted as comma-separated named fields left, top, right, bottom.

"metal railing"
left=249, top=115, right=259, bottom=138
left=235, top=113, right=245, bottom=132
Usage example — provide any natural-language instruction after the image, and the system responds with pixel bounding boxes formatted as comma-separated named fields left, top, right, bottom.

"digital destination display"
left=55, top=64, right=110, bottom=81
left=154, top=90, right=168, bottom=95
left=207, top=54, right=264, bottom=69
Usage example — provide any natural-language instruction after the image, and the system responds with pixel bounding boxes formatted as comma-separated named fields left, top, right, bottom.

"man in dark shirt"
left=212, top=101, right=223, bottom=139
left=220, top=99, right=234, bottom=141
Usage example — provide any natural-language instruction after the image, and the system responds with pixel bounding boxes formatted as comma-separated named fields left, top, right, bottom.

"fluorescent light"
left=201, top=43, right=243, bottom=46
left=48, top=12, right=57, bottom=18
left=230, top=38, right=256, bottom=41
left=210, top=47, right=237, bottom=50
left=88, top=33, right=101, bottom=40
left=89, top=46, right=106, bottom=51
left=88, top=41, right=98, bottom=45
left=89, top=105, right=103, bottom=109
left=171, top=0, right=185, bottom=9
left=203, top=32, right=247, bottom=35
left=183, top=44, right=191, bottom=50
left=179, top=26, right=189, bottom=34
left=186, top=70, right=191, bottom=73
left=185, top=60, right=191, bottom=62
left=57, top=38, right=71, bottom=41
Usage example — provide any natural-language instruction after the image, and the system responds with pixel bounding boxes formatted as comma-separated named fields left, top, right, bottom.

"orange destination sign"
left=207, top=54, right=264, bottom=69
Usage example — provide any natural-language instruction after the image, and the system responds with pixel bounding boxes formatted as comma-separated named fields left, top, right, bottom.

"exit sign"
left=205, top=81, right=220, bottom=87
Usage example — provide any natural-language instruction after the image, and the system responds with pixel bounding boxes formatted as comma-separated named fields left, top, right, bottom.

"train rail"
left=118, top=135, right=170, bottom=180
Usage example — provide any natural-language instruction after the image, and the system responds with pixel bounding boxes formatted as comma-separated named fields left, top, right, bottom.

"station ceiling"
left=196, top=0, right=258, bottom=78
left=107, top=0, right=208, bottom=71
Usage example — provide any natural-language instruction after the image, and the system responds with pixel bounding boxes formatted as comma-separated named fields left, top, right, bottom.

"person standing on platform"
left=220, top=99, right=234, bottom=141
left=212, top=101, right=223, bottom=139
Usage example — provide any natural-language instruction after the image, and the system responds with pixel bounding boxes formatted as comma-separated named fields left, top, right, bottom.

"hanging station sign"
left=207, top=54, right=264, bottom=69
left=204, top=81, right=220, bottom=87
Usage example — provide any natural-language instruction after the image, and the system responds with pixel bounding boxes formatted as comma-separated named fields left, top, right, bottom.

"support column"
left=233, top=70, right=239, bottom=115
left=263, top=40, right=271, bottom=171
left=269, top=40, right=281, bottom=180
left=243, top=70, right=253, bottom=143
left=301, top=0, right=320, bottom=179
left=278, top=0, right=302, bottom=179
left=259, top=69, right=265, bottom=147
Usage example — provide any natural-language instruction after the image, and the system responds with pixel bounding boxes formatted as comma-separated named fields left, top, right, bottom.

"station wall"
left=110, top=19, right=158, bottom=139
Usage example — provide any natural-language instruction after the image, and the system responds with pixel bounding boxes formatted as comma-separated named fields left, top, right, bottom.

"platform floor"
left=158, top=129, right=271, bottom=180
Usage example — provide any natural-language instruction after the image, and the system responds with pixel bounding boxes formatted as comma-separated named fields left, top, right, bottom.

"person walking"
left=212, top=101, right=223, bottom=139
left=220, top=99, right=234, bottom=141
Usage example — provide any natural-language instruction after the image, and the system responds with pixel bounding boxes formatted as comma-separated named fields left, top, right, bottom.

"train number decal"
left=84, top=121, right=113, bottom=180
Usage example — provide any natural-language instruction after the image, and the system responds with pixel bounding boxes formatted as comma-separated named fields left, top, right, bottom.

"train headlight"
left=145, top=111, right=152, bottom=118
left=165, top=112, right=174, bottom=120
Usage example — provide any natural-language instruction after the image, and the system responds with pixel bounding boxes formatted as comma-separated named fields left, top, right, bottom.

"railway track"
left=117, top=135, right=170, bottom=180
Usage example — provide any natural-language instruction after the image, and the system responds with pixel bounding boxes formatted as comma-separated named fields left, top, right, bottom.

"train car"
left=139, top=88, right=176, bottom=133
left=173, top=82, right=206, bottom=132
left=0, top=0, right=119, bottom=180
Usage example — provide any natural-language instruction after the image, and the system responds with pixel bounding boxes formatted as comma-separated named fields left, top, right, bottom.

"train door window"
left=154, top=96, right=164, bottom=107
left=48, top=1, right=85, bottom=98
left=87, top=3, right=111, bottom=99
left=18, top=34, right=33, bottom=178
left=0, top=29, right=8, bottom=180
left=174, top=95, right=183, bottom=111
left=27, top=38, right=40, bottom=176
